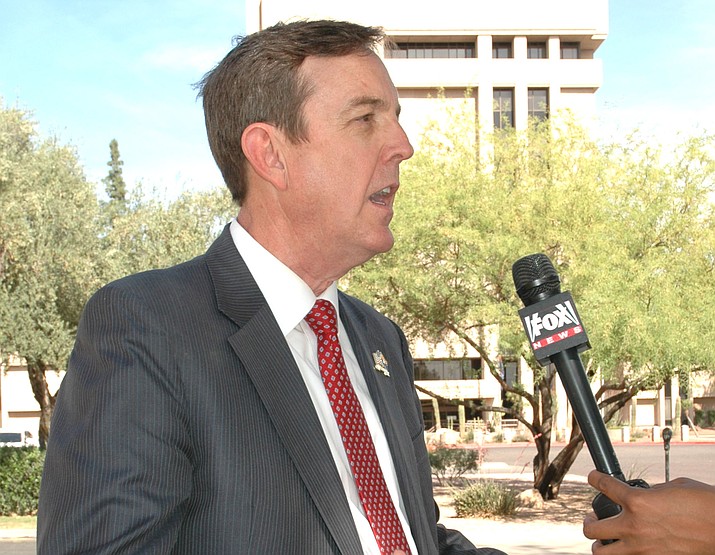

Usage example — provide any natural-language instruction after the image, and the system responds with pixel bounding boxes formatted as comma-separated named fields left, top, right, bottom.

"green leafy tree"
left=1, top=101, right=235, bottom=447
left=102, top=138, right=127, bottom=207
left=0, top=102, right=104, bottom=446
left=100, top=185, right=233, bottom=281
left=346, top=100, right=715, bottom=498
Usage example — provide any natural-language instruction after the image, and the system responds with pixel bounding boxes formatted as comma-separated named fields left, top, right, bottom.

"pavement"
left=446, top=517, right=591, bottom=555
left=0, top=520, right=592, bottom=555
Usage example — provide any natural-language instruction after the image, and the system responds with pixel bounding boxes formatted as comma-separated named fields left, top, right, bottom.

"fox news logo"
left=524, top=300, right=579, bottom=343
left=517, top=291, right=590, bottom=365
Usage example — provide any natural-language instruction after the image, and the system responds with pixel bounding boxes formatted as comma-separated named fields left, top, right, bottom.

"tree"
left=345, top=100, right=715, bottom=498
left=0, top=102, right=104, bottom=447
left=102, top=138, right=127, bottom=207
left=1, top=101, right=235, bottom=447
left=100, top=185, right=233, bottom=282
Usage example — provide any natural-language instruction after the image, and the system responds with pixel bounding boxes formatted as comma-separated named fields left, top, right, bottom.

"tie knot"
left=305, top=299, right=338, bottom=336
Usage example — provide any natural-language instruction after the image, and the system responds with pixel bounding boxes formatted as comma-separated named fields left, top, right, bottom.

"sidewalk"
left=438, top=470, right=593, bottom=555
left=0, top=517, right=592, bottom=554
left=446, top=517, right=591, bottom=555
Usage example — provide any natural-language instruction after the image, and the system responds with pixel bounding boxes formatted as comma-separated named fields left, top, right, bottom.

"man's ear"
left=241, top=122, right=288, bottom=190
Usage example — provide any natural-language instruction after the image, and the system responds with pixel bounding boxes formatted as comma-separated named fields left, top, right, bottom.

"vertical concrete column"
left=513, top=36, right=528, bottom=131
left=476, top=34, right=495, bottom=136
left=547, top=36, right=561, bottom=114
left=458, top=402, right=466, bottom=437
left=657, top=385, right=666, bottom=429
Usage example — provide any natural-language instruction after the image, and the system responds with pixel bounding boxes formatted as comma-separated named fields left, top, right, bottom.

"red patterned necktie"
left=305, top=299, right=412, bottom=555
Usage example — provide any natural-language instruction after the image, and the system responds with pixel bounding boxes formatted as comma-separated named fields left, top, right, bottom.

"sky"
left=2, top=1, right=715, bottom=198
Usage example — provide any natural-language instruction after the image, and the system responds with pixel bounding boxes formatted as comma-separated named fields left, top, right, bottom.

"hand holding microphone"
left=511, top=253, right=649, bottom=542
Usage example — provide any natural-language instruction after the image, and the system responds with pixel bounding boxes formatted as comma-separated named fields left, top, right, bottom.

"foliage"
left=0, top=447, right=45, bottom=516
left=429, top=445, right=483, bottom=486
left=345, top=97, right=715, bottom=497
left=0, top=101, right=234, bottom=446
left=453, top=480, right=518, bottom=518
left=0, top=102, right=105, bottom=446
left=102, top=138, right=127, bottom=207
left=695, top=409, right=715, bottom=427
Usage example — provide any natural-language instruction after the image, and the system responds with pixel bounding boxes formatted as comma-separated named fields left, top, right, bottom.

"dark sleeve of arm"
left=38, top=283, right=193, bottom=554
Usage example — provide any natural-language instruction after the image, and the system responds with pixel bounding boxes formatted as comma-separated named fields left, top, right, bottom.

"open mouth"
left=369, top=186, right=392, bottom=206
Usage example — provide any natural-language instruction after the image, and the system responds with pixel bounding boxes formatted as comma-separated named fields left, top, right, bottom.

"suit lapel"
left=205, top=226, right=362, bottom=554
left=339, top=296, right=436, bottom=553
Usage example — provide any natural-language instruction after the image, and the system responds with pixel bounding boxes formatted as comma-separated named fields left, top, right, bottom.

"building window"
left=386, top=42, right=476, bottom=59
left=493, top=89, right=514, bottom=128
left=560, top=42, right=580, bottom=59
left=492, top=41, right=512, bottom=59
left=528, top=88, right=549, bottom=121
left=414, top=358, right=482, bottom=380
left=527, top=42, right=547, bottom=59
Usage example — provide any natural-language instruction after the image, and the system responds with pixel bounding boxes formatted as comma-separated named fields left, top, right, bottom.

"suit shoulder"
left=88, top=254, right=210, bottom=310
left=338, top=292, right=404, bottom=334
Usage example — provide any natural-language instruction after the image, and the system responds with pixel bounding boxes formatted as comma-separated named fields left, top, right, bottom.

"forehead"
left=299, top=52, right=399, bottom=113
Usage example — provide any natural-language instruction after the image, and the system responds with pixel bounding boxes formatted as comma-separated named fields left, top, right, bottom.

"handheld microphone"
left=511, top=253, right=648, bottom=535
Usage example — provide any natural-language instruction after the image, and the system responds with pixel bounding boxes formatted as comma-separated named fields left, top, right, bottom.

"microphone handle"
left=551, top=347, right=650, bottom=545
left=550, top=348, right=625, bottom=481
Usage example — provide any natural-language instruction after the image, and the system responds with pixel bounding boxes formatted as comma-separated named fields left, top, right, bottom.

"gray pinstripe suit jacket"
left=38, top=225, right=499, bottom=554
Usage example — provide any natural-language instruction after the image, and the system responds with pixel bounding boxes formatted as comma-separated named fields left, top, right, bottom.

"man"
left=584, top=470, right=715, bottom=554
left=38, top=20, right=505, bottom=555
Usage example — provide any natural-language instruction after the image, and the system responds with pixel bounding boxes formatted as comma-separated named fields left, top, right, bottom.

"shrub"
left=453, top=480, right=518, bottom=518
left=429, top=445, right=482, bottom=486
left=707, top=410, right=715, bottom=427
left=0, top=446, right=45, bottom=515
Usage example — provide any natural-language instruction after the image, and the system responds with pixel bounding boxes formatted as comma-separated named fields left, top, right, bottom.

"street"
left=484, top=441, right=715, bottom=485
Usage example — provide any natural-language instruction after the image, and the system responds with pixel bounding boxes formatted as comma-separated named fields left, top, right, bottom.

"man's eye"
left=358, top=113, right=374, bottom=123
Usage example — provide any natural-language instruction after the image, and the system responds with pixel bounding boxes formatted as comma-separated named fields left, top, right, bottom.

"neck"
left=237, top=209, right=343, bottom=296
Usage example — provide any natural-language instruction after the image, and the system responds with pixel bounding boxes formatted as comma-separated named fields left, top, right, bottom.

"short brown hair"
left=196, top=20, right=385, bottom=205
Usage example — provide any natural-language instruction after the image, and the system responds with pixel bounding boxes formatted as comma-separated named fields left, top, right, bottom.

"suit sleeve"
left=38, top=282, right=192, bottom=554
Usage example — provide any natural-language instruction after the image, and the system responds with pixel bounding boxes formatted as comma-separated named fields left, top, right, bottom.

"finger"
left=587, top=470, right=632, bottom=505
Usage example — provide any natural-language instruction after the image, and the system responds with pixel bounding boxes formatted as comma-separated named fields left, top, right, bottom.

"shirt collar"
left=229, top=219, right=339, bottom=336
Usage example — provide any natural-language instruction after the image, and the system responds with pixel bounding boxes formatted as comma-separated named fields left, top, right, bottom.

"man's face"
left=279, top=51, right=414, bottom=275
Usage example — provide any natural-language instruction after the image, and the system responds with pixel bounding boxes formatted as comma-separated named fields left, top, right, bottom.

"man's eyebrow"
left=343, top=95, right=402, bottom=117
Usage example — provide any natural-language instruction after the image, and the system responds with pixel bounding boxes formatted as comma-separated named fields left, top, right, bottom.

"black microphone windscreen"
left=512, top=253, right=561, bottom=306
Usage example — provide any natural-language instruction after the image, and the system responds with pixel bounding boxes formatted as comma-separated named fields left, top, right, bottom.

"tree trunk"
left=27, top=362, right=56, bottom=449
left=431, top=397, right=441, bottom=428
left=532, top=369, right=555, bottom=492
left=535, top=417, right=586, bottom=499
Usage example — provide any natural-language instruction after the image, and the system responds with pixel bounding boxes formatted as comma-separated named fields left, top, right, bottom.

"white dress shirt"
left=230, top=219, right=417, bottom=554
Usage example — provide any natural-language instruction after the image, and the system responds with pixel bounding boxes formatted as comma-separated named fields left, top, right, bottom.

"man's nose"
left=391, top=121, right=414, bottom=162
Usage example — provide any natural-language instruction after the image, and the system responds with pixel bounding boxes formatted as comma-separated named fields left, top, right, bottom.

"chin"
left=371, top=232, right=395, bottom=255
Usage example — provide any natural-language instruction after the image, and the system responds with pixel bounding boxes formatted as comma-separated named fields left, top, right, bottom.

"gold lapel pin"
left=372, top=350, right=390, bottom=377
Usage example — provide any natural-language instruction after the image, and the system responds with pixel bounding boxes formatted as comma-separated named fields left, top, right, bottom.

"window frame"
left=560, top=42, right=580, bottom=59
left=528, top=88, right=549, bottom=121
left=492, top=41, right=513, bottom=59
left=527, top=42, right=547, bottom=59
left=385, top=41, right=476, bottom=59
left=493, top=88, right=514, bottom=129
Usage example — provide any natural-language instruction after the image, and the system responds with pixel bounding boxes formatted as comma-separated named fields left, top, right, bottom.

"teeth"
left=380, top=187, right=390, bottom=194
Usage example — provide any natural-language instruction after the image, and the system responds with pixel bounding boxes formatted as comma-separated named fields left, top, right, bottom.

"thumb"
left=588, top=470, right=631, bottom=505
